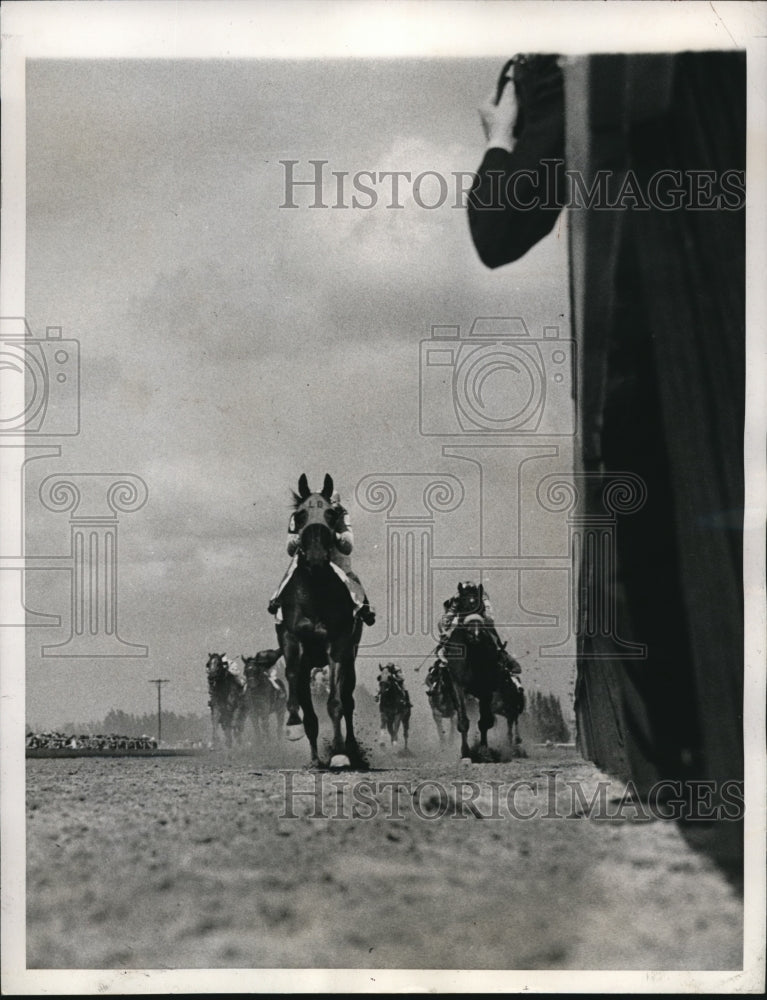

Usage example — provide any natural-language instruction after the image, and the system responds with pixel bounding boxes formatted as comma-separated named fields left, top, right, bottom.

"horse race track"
left=26, top=741, right=743, bottom=971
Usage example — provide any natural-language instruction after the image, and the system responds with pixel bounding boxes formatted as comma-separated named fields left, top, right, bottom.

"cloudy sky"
left=22, top=55, right=574, bottom=728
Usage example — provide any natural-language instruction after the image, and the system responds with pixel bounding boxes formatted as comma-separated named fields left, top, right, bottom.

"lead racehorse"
left=277, top=474, right=362, bottom=769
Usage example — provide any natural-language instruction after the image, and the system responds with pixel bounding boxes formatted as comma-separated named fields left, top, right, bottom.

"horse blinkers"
left=296, top=496, right=338, bottom=566
left=462, top=613, right=485, bottom=641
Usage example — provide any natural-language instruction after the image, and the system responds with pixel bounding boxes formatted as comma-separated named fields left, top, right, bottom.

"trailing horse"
left=205, top=653, right=248, bottom=748
left=441, top=581, right=508, bottom=761
left=426, top=663, right=458, bottom=747
left=444, top=618, right=501, bottom=761
left=242, top=650, right=287, bottom=743
left=277, top=474, right=363, bottom=768
left=376, top=664, right=411, bottom=752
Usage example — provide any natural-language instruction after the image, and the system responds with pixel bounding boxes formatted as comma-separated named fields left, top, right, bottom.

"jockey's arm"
left=482, top=596, right=496, bottom=625
left=287, top=513, right=300, bottom=556
left=334, top=513, right=354, bottom=555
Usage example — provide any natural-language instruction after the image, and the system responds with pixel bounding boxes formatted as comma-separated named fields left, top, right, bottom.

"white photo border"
left=1, top=1, right=765, bottom=994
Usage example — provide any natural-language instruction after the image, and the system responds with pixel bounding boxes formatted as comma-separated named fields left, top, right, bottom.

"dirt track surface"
left=27, top=740, right=743, bottom=971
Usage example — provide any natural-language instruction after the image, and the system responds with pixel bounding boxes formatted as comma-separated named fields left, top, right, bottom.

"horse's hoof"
left=285, top=724, right=304, bottom=742
left=460, top=756, right=473, bottom=765
left=329, top=754, right=351, bottom=769
left=391, top=741, right=399, bottom=750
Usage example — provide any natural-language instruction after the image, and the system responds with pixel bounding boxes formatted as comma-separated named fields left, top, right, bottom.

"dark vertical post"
left=148, top=679, right=169, bottom=744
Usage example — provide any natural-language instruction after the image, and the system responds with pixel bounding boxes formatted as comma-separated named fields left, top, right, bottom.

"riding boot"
left=269, top=556, right=299, bottom=615
left=360, top=600, right=376, bottom=626
left=345, top=569, right=376, bottom=625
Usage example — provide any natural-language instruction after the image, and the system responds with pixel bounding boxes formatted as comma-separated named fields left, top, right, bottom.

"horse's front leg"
left=340, top=650, right=357, bottom=757
left=209, top=706, right=217, bottom=749
left=478, top=694, right=495, bottom=749
left=274, top=689, right=287, bottom=739
left=283, top=632, right=304, bottom=739
left=390, top=715, right=399, bottom=749
left=434, top=712, right=446, bottom=747
left=326, top=654, right=344, bottom=759
left=295, top=667, right=319, bottom=767
left=438, top=719, right=445, bottom=746
left=327, top=638, right=357, bottom=766
left=379, top=708, right=388, bottom=745
left=252, top=708, right=261, bottom=744
left=450, top=680, right=472, bottom=761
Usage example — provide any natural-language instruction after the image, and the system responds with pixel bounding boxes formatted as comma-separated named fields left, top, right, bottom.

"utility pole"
left=148, top=679, right=169, bottom=745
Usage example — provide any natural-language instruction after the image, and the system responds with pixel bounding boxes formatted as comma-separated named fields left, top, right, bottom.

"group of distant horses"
left=205, top=651, right=286, bottom=748
left=207, top=474, right=526, bottom=766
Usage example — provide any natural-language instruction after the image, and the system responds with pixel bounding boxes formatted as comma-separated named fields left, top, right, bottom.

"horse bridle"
left=461, top=612, right=489, bottom=642
left=293, top=496, right=340, bottom=561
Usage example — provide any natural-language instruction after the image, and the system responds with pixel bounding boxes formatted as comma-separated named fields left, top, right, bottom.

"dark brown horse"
left=491, top=650, right=526, bottom=747
left=242, top=650, right=287, bottom=743
left=376, top=664, right=411, bottom=752
left=442, top=582, right=504, bottom=761
left=278, top=474, right=362, bottom=768
left=426, top=662, right=458, bottom=747
left=205, top=653, right=248, bottom=748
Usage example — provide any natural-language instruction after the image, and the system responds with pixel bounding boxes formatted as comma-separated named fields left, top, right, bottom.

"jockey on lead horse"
left=268, top=486, right=376, bottom=628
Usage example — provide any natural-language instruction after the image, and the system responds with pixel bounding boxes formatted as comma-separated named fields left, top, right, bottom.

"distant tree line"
left=524, top=691, right=571, bottom=743
left=31, top=709, right=209, bottom=743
